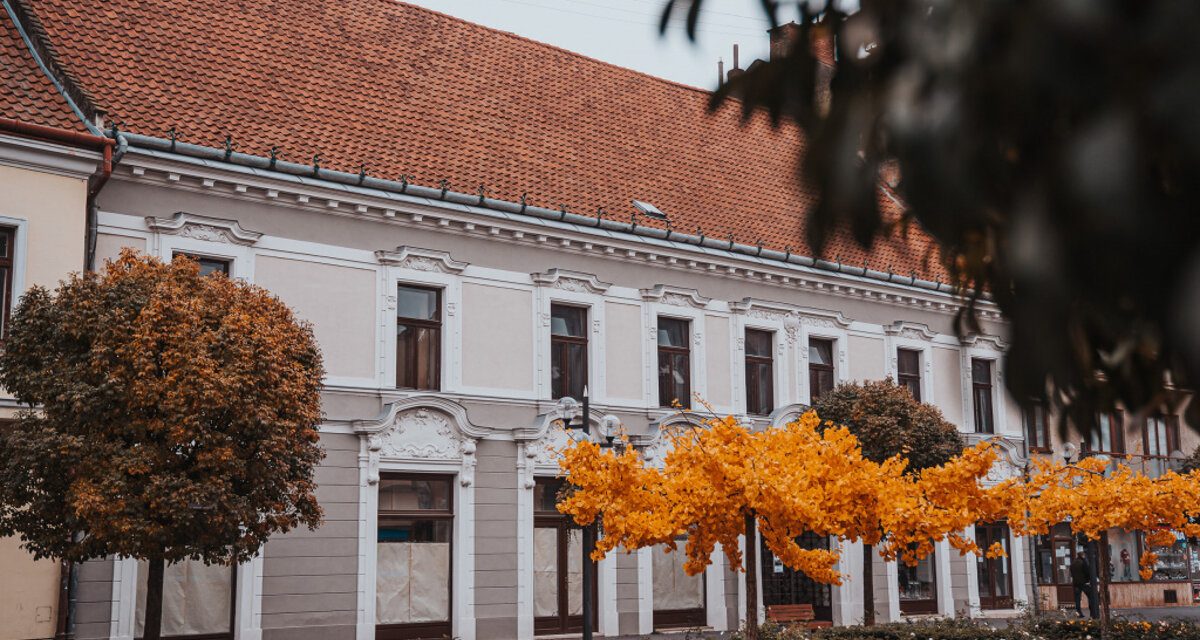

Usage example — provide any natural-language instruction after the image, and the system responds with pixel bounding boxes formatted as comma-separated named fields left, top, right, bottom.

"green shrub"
left=728, top=617, right=1200, bottom=640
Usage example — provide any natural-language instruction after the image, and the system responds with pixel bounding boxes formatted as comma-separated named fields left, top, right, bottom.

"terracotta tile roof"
left=21, top=0, right=944, bottom=280
left=0, top=6, right=88, bottom=132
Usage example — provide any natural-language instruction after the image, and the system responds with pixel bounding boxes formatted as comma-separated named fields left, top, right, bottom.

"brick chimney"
left=769, top=21, right=836, bottom=67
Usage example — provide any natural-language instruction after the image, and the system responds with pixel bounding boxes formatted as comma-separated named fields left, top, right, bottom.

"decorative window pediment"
left=353, top=396, right=487, bottom=486
left=375, top=246, right=468, bottom=273
left=640, top=284, right=711, bottom=309
left=884, top=321, right=938, bottom=341
left=145, top=212, right=263, bottom=246
left=961, top=333, right=1008, bottom=351
left=530, top=268, right=611, bottom=294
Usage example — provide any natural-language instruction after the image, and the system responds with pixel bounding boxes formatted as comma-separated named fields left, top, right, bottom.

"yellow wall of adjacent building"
left=0, top=163, right=88, bottom=639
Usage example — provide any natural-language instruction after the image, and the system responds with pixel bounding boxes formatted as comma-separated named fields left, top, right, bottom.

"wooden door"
left=975, top=523, right=1014, bottom=610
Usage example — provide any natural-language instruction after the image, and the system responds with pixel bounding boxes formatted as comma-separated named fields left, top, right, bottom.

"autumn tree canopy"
left=0, top=250, right=325, bottom=640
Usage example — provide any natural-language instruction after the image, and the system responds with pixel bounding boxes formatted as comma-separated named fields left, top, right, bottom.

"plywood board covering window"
left=376, top=474, right=453, bottom=639
left=134, top=559, right=233, bottom=639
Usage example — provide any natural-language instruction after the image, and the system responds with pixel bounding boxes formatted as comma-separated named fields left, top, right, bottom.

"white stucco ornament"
left=372, top=408, right=464, bottom=461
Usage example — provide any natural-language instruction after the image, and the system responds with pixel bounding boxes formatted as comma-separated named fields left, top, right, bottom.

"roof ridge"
left=4, top=0, right=99, bottom=132
left=387, top=0, right=732, bottom=99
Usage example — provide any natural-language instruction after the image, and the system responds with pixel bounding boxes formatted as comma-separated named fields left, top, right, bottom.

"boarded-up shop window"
left=376, top=474, right=453, bottom=632
left=653, top=539, right=704, bottom=612
left=134, top=559, right=233, bottom=637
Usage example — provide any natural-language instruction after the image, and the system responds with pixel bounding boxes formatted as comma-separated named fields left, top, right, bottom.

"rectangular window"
left=0, top=227, right=13, bottom=337
left=550, top=304, right=588, bottom=400
left=396, top=285, right=441, bottom=390
left=971, top=359, right=995, bottom=434
left=657, top=317, right=691, bottom=408
left=897, top=348, right=922, bottom=402
left=376, top=474, right=454, bottom=636
left=173, top=251, right=232, bottom=277
left=1085, top=412, right=1125, bottom=455
left=808, top=338, right=835, bottom=401
left=1145, top=414, right=1180, bottom=458
left=745, top=329, right=774, bottom=415
left=1024, top=403, right=1050, bottom=453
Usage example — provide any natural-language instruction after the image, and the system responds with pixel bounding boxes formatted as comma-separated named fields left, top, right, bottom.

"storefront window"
left=1148, top=532, right=1190, bottom=582
left=1107, top=529, right=1140, bottom=583
left=135, top=559, right=233, bottom=638
left=376, top=474, right=454, bottom=636
left=898, top=552, right=938, bottom=614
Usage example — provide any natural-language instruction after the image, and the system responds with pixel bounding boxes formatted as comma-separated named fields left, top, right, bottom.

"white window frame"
left=108, top=554, right=262, bottom=640
left=800, top=321, right=849, bottom=406
left=884, top=322, right=938, bottom=405
left=961, top=337, right=1006, bottom=435
left=381, top=267, right=462, bottom=393
left=534, top=272, right=609, bottom=403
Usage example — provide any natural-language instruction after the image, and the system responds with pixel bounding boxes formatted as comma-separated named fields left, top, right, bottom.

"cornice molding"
left=639, top=284, right=711, bottom=309
left=375, top=245, right=468, bottom=274
left=115, top=152, right=1007, bottom=321
left=530, top=268, right=612, bottom=294
left=144, top=211, right=263, bottom=246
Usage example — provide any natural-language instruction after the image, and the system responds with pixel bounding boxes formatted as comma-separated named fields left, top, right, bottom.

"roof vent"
left=632, top=200, right=667, bottom=220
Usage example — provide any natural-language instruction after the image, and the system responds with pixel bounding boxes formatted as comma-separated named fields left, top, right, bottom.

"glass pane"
left=809, top=339, right=833, bottom=366
left=1109, top=529, right=1139, bottom=582
left=397, top=325, right=439, bottom=390
left=972, top=358, right=992, bottom=382
left=534, top=479, right=566, bottom=513
left=534, top=527, right=560, bottom=617
left=551, top=305, right=586, bottom=337
left=898, top=554, right=936, bottom=602
left=397, top=285, right=439, bottom=321
left=1151, top=532, right=1189, bottom=581
left=653, top=540, right=704, bottom=611
left=1053, top=539, right=1073, bottom=583
left=811, top=368, right=834, bottom=401
left=378, top=477, right=452, bottom=511
left=1147, top=416, right=1167, bottom=457
left=1035, top=537, right=1054, bottom=585
left=0, top=231, right=9, bottom=258
left=974, top=388, right=994, bottom=433
left=376, top=519, right=450, bottom=624
left=567, top=528, right=584, bottom=616
left=658, top=352, right=690, bottom=408
left=745, top=329, right=772, bottom=357
left=747, top=362, right=773, bottom=415
left=566, top=343, right=587, bottom=400
left=897, top=349, right=920, bottom=376
left=900, top=375, right=922, bottom=402
left=657, top=318, right=688, bottom=347
left=135, top=559, right=232, bottom=636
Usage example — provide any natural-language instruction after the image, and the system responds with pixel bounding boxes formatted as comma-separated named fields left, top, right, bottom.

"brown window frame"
left=0, top=226, right=12, bottom=338
left=971, top=358, right=995, bottom=434
left=657, top=317, right=691, bottom=409
left=533, top=477, right=597, bottom=635
left=550, top=304, right=589, bottom=401
left=173, top=251, right=232, bottom=277
left=1144, top=414, right=1180, bottom=459
left=1024, top=403, right=1051, bottom=453
left=395, top=284, right=442, bottom=391
left=1084, top=411, right=1125, bottom=456
left=896, top=348, right=922, bottom=402
left=808, top=337, right=836, bottom=402
left=744, top=329, right=774, bottom=416
left=376, top=473, right=455, bottom=640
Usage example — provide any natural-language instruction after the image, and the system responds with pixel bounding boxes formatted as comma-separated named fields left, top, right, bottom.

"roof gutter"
left=116, top=132, right=961, bottom=297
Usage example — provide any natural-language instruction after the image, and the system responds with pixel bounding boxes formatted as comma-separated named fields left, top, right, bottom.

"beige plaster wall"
left=254, top=256, right=376, bottom=380
left=604, top=301, right=643, bottom=402
left=847, top=335, right=885, bottom=383
left=0, top=164, right=86, bottom=289
left=705, top=315, right=731, bottom=408
left=0, top=535, right=59, bottom=638
left=94, top=232, right=147, bottom=266
left=462, top=283, right=534, bottom=392
left=932, top=347, right=965, bottom=427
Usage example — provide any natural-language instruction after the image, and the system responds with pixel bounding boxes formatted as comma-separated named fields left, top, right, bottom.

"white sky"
left=403, top=0, right=784, bottom=89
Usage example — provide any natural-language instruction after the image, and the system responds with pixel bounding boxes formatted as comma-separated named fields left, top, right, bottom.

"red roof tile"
left=21, top=0, right=943, bottom=279
left=0, top=6, right=88, bottom=132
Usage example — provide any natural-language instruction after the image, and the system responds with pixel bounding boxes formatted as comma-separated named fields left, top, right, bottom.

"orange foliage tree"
left=0, top=251, right=325, bottom=640
left=558, top=411, right=1015, bottom=639
left=1013, top=456, right=1200, bottom=623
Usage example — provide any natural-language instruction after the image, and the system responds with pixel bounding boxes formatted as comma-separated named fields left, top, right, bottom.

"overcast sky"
left=404, top=0, right=786, bottom=89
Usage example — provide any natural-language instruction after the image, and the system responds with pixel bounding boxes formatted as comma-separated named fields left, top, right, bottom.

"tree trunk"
left=1098, top=531, right=1112, bottom=639
left=745, top=511, right=759, bottom=640
left=143, top=556, right=165, bottom=640
left=863, top=543, right=876, bottom=626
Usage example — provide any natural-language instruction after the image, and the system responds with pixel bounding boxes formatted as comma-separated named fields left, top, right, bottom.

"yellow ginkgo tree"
left=557, top=411, right=1016, bottom=639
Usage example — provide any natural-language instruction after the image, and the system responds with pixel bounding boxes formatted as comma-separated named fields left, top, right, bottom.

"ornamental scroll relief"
left=364, top=406, right=479, bottom=487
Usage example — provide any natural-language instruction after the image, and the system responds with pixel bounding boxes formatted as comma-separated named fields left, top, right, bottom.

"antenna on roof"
left=632, top=200, right=667, bottom=220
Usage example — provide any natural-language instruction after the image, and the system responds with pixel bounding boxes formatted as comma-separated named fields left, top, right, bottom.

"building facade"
left=7, top=0, right=1189, bottom=639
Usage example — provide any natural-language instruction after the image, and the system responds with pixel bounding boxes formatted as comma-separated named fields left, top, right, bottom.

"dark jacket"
left=1071, top=556, right=1092, bottom=586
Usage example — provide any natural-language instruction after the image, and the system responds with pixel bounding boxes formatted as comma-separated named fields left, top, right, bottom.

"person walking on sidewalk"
left=1071, top=551, right=1100, bottom=618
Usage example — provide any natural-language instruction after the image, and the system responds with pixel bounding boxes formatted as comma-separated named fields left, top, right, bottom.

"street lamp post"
left=562, top=387, right=619, bottom=640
